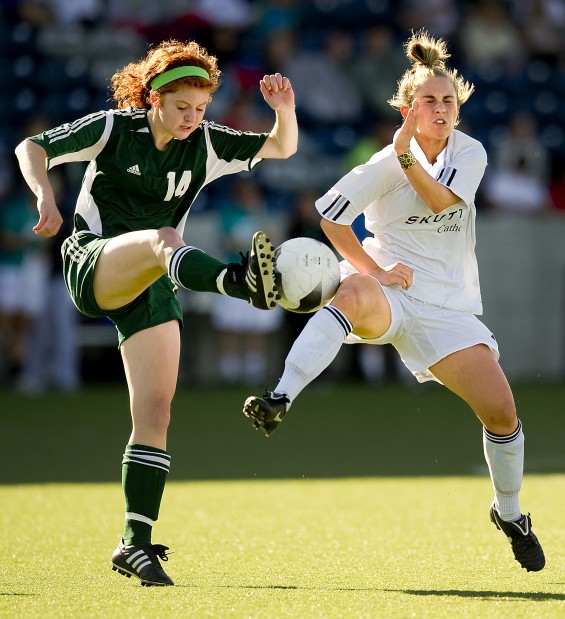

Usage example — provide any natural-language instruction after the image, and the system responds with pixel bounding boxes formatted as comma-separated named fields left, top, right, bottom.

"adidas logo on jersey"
left=127, top=164, right=141, bottom=176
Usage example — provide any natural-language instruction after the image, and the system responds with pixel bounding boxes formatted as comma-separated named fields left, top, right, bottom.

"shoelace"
left=266, top=391, right=290, bottom=404
left=239, top=251, right=250, bottom=269
left=150, top=544, right=172, bottom=562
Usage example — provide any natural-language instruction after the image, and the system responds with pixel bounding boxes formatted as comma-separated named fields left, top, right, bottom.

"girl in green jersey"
left=15, top=39, right=298, bottom=586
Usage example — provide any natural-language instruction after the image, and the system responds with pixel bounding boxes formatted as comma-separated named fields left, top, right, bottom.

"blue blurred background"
left=1, top=0, right=564, bottom=392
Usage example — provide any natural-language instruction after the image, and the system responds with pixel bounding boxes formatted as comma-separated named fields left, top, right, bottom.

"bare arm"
left=320, top=218, right=413, bottom=290
left=14, top=138, right=62, bottom=237
left=256, top=73, right=298, bottom=160
left=394, top=100, right=461, bottom=214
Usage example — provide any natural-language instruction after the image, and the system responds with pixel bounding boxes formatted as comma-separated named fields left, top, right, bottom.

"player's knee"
left=482, top=395, right=517, bottom=434
left=134, top=396, right=171, bottom=436
left=147, top=410, right=171, bottom=438
left=333, top=274, right=379, bottom=322
left=151, top=227, right=184, bottom=268
left=156, top=227, right=183, bottom=251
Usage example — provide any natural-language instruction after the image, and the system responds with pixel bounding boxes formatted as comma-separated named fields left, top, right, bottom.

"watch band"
left=397, top=150, right=417, bottom=170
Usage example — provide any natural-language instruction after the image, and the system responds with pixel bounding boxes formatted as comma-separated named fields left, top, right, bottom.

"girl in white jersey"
left=16, top=39, right=297, bottom=586
left=243, top=30, right=545, bottom=573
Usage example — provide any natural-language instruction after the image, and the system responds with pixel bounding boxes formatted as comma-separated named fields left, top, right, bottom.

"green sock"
left=168, top=245, right=249, bottom=301
left=122, top=444, right=171, bottom=546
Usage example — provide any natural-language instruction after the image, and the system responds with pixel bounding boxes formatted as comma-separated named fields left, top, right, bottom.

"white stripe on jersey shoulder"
left=113, top=107, right=147, bottom=120
left=48, top=112, right=114, bottom=169
left=204, top=120, right=254, bottom=137
left=46, top=110, right=109, bottom=143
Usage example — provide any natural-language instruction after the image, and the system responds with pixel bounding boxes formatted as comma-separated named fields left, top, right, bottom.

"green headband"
left=150, top=66, right=210, bottom=90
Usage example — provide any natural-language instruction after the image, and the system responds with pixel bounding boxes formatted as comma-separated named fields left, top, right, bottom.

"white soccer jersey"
left=316, top=129, right=487, bottom=313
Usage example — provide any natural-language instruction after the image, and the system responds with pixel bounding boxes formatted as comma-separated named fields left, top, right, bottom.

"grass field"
left=1, top=382, right=564, bottom=617
left=2, top=477, right=564, bottom=618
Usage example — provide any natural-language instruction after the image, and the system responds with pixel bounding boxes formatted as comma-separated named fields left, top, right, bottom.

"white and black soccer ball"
left=274, top=237, right=341, bottom=313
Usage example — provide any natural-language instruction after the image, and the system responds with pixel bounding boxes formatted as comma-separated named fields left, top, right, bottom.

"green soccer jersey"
left=30, top=108, right=269, bottom=237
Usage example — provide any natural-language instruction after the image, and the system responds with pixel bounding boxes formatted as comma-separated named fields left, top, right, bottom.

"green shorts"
left=61, top=231, right=183, bottom=346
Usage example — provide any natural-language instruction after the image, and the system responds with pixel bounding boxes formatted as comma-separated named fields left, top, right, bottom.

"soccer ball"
left=274, top=237, right=341, bottom=313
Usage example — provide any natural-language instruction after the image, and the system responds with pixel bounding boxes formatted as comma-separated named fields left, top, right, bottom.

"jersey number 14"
left=164, top=171, right=192, bottom=201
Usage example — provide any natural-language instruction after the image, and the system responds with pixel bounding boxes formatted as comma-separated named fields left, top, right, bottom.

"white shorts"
left=342, top=272, right=499, bottom=383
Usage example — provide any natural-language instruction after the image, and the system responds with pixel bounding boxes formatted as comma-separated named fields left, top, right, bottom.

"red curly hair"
left=111, top=39, right=221, bottom=109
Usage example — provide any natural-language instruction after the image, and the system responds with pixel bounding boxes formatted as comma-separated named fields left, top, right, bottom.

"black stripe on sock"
left=324, top=305, right=352, bottom=338
left=484, top=419, right=522, bottom=444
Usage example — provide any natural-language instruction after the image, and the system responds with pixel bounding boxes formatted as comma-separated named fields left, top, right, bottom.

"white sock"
left=275, top=305, right=352, bottom=405
left=483, top=420, right=524, bottom=521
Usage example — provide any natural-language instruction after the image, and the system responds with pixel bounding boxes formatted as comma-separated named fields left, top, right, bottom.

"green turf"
left=1, top=382, right=564, bottom=616
left=1, top=476, right=564, bottom=618
left=1, top=382, right=564, bottom=483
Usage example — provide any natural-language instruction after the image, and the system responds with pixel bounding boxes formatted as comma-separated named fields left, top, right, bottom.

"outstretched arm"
left=256, top=73, right=298, bottom=160
left=15, top=139, right=62, bottom=237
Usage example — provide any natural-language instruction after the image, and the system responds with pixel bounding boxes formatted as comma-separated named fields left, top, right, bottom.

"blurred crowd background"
left=1, top=0, right=564, bottom=393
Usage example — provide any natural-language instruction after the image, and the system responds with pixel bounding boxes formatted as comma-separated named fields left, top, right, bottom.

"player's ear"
left=149, top=91, right=160, bottom=108
left=400, top=106, right=409, bottom=120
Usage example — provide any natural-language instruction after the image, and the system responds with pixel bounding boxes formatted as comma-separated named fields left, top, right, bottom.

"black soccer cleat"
left=490, top=504, right=545, bottom=572
left=111, top=539, right=174, bottom=586
left=243, top=390, right=290, bottom=437
left=245, top=231, right=279, bottom=310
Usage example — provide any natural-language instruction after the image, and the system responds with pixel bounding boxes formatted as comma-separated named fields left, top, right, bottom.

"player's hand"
left=375, top=262, right=413, bottom=290
left=259, top=73, right=295, bottom=112
left=394, top=98, right=420, bottom=156
left=33, top=198, right=63, bottom=237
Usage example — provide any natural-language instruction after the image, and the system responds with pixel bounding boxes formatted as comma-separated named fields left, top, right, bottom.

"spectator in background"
left=483, top=156, right=552, bottom=215
left=286, top=188, right=327, bottom=244
left=257, top=27, right=358, bottom=193
left=17, top=0, right=104, bottom=26
left=2, top=113, right=81, bottom=395
left=395, top=0, right=460, bottom=41
left=217, top=91, right=272, bottom=133
left=350, top=25, right=409, bottom=124
left=341, top=119, right=396, bottom=176
left=211, top=178, right=284, bottom=385
left=17, top=169, right=82, bottom=395
left=254, top=0, right=301, bottom=38
left=265, top=28, right=362, bottom=125
left=458, top=0, right=524, bottom=69
left=490, top=111, right=550, bottom=184
left=509, top=0, right=565, bottom=66
left=0, top=180, right=48, bottom=382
